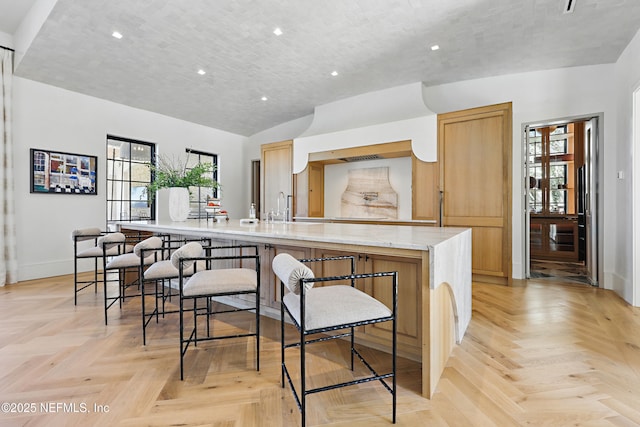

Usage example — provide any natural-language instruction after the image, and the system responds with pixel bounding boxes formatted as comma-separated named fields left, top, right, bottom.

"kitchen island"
left=118, top=219, right=471, bottom=398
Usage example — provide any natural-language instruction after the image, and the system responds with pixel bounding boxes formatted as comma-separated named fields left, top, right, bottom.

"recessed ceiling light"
left=112, top=31, right=123, bottom=39
left=197, top=69, right=206, bottom=75
left=430, top=45, right=440, bottom=51
left=273, top=27, right=283, bottom=36
left=331, top=71, right=339, bottom=77
left=261, top=96, right=268, bottom=101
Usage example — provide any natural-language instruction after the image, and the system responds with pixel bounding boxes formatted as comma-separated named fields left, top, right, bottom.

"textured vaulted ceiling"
left=12, top=0, right=640, bottom=136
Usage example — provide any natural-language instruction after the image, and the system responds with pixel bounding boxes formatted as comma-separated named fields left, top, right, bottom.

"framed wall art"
left=30, top=148, right=97, bottom=195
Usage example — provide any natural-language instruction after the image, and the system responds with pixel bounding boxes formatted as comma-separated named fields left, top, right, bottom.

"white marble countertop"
left=118, top=219, right=469, bottom=252
left=293, top=216, right=438, bottom=224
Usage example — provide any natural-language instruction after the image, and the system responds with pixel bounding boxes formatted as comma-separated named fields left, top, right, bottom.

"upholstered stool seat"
left=76, top=243, right=133, bottom=258
left=282, top=285, right=392, bottom=332
left=105, top=251, right=158, bottom=269
left=183, top=268, right=257, bottom=297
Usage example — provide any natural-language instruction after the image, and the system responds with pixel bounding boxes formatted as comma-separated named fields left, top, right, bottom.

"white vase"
left=168, top=187, right=190, bottom=221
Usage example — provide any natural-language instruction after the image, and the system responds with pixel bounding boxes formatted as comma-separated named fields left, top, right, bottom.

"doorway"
left=524, top=116, right=599, bottom=286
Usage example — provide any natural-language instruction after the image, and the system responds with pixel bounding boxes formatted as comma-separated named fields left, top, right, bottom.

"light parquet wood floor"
left=0, top=274, right=639, bottom=426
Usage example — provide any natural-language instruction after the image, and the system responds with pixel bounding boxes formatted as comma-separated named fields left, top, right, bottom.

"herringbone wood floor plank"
left=0, top=274, right=639, bottom=426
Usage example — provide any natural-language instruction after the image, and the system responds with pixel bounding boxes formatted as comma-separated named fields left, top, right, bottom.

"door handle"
left=439, top=190, right=444, bottom=227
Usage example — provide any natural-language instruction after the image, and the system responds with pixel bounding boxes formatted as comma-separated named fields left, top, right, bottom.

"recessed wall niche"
left=324, top=157, right=411, bottom=219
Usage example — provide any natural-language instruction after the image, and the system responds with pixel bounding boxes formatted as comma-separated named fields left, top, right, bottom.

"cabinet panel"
left=308, top=163, right=324, bottom=217
left=261, top=140, right=293, bottom=219
left=438, top=103, right=512, bottom=284
left=470, top=227, right=504, bottom=276
left=441, top=116, right=504, bottom=219
left=294, top=167, right=308, bottom=218
left=364, top=255, right=420, bottom=348
left=312, top=249, right=359, bottom=288
left=412, top=156, right=438, bottom=222
left=312, top=249, right=421, bottom=350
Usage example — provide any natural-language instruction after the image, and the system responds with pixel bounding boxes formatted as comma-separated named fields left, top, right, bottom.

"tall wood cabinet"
left=261, top=140, right=293, bottom=219
left=438, top=102, right=512, bottom=285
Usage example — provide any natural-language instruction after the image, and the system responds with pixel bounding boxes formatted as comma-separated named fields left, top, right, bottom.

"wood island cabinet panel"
left=364, top=255, right=421, bottom=350
left=310, top=248, right=421, bottom=357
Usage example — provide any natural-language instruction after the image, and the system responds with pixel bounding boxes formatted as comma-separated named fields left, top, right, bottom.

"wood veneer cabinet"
left=261, top=140, right=293, bottom=219
left=228, top=242, right=423, bottom=360
left=412, top=157, right=439, bottom=222
left=312, top=248, right=422, bottom=359
left=438, top=102, right=513, bottom=284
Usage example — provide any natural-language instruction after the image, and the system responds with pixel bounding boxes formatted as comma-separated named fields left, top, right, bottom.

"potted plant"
left=145, top=154, right=218, bottom=221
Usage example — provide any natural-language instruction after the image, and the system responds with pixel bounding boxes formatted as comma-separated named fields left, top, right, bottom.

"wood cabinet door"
left=363, top=254, right=421, bottom=350
left=261, top=140, right=292, bottom=217
left=308, top=162, right=324, bottom=217
left=311, top=249, right=362, bottom=289
left=412, top=156, right=439, bottom=222
left=438, top=102, right=512, bottom=284
left=309, top=249, right=422, bottom=356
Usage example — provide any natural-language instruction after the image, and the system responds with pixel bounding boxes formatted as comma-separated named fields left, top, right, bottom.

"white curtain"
left=0, top=48, right=17, bottom=286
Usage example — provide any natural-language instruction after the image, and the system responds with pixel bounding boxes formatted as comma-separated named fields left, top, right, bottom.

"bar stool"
left=71, top=227, right=131, bottom=305
left=272, top=253, right=398, bottom=426
left=101, top=235, right=164, bottom=324
left=173, top=242, right=261, bottom=380
left=139, top=237, right=211, bottom=345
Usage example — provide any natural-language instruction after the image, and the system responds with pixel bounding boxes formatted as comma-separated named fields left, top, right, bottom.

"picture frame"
left=30, top=148, right=98, bottom=195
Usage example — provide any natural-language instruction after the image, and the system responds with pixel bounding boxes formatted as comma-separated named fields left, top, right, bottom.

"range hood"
left=298, top=82, right=434, bottom=138
left=293, top=82, right=437, bottom=173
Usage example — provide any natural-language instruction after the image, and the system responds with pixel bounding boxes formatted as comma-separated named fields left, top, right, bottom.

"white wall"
left=614, top=28, right=640, bottom=305
left=13, top=77, right=247, bottom=281
left=324, top=157, right=412, bottom=219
